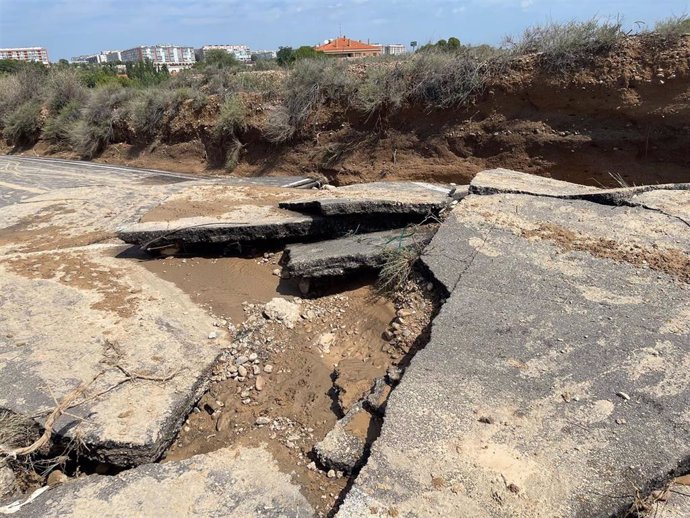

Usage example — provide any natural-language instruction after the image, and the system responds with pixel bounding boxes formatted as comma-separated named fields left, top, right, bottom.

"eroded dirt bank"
left=5, top=36, right=690, bottom=187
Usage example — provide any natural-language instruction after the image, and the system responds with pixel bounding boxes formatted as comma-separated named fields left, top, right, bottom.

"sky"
left=0, top=0, right=689, bottom=61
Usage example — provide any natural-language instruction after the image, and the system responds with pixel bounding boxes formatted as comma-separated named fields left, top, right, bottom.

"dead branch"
left=1, top=372, right=103, bottom=458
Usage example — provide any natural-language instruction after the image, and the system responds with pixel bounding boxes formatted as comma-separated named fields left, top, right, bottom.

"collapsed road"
left=1, top=157, right=689, bottom=517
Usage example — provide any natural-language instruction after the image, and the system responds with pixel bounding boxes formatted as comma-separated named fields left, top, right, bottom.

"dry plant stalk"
left=0, top=372, right=102, bottom=458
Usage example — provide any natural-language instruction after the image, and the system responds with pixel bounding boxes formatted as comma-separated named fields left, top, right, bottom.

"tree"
left=203, top=49, right=239, bottom=69
left=410, top=41, right=418, bottom=52
left=447, top=37, right=461, bottom=49
left=276, top=46, right=294, bottom=66
left=292, top=46, right=322, bottom=61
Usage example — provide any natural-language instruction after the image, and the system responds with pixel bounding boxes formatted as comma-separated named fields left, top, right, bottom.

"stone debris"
left=262, top=297, right=301, bottom=328
left=314, top=404, right=373, bottom=474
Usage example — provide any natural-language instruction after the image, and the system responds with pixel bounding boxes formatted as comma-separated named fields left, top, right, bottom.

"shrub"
left=354, top=63, right=408, bottom=116
left=2, top=101, right=43, bottom=146
left=45, top=68, right=88, bottom=114
left=503, top=18, right=625, bottom=72
left=406, top=50, right=493, bottom=108
left=654, top=15, right=690, bottom=37
left=215, top=94, right=246, bottom=137
left=127, top=88, right=178, bottom=141
left=264, top=58, right=356, bottom=142
left=70, top=85, right=133, bottom=158
left=43, top=100, right=82, bottom=147
left=0, top=66, right=46, bottom=122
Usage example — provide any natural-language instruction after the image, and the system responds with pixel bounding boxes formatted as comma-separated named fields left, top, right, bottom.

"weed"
left=0, top=409, right=40, bottom=451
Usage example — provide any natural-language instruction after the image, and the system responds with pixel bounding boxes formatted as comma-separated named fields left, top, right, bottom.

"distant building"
left=103, top=50, right=122, bottom=62
left=197, top=45, right=252, bottom=63
left=314, top=37, right=381, bottom=58
left=0, top=47, right=49, bottom=65
left=376, top=44, right=407, bottom=56
left=120, top=45, right=195, bottom=71
left=71, top=50, right=123, bottom=64
left=252, top=49, right=277, bottom=60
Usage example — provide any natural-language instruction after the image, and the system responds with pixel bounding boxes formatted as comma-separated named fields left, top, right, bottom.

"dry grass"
left=0, top=410, right=40, bottom=452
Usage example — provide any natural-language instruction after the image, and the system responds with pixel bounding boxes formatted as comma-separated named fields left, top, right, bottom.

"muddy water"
left=139, top=255, right=298, bottom=324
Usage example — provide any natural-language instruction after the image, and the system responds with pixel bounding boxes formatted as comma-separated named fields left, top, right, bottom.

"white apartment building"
left=198, top=45, right=252, bottom=63
left=0, top=47, right=49, bottom=64
left=120, top=45, right=195, bottom=68
left=376, top=44, right=407, bottom=56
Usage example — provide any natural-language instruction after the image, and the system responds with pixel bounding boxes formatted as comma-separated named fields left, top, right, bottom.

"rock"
left=9, top=447, right=314, bottom=517
left=238, top=365, right=248, bottom=378
left=263, top=365, right=274, bottom=374
left=272, top=268, right=281, bottom=276
left=215, top=413, right=232, bottom=432
left=364, top=378, right=393, bottom=416
left=255, top=376, right=266, bottom=391
left=208, top=331, right=217, bottom=340
left=46, top=470, right=68, bottom=487
left=317, top=333, right=335, bottom=354
left=235, top=355, right=249, bottom=365
left=263, top=298, right=301, bottom=328
left=252, top=365, right=261, bottom=375
left=298, top=278, right=311, bottom=296
left=248, top=353, right=258, bottom=361
left=314, top=404, right=376, bottom=474
left=255, top=416, right=271, bottom=426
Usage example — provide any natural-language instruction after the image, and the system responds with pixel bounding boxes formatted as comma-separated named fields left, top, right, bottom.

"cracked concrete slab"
left=279, top=181, right=452, bottom=216
left=10, top=446, right=314, bottom=517
left=338, top=187, right=690, bottom=516
left=283, top=226, right=436, bottom=279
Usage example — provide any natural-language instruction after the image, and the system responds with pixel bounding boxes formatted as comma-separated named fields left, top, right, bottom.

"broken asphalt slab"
left=283, top=226, right=437, bottom=279
left=278, top=181, right=455, bottom=216
left=338, top=176, right=690, bottom=516
left=117, top=182, right=451, bottom=252
left=0, top=250, right=224, bottom=466
left=8, top=446, right=314, bottom=517
left=471, top=168, right=690, bottom=208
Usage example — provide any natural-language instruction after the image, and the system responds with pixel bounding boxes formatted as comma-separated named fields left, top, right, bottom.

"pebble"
left=216, top=413, right=232, bottom=432
left=248, top=353, right=258, bottom=361
left=616, top=391, right=631, bottom=401
left=255, top=375, right=266, bottom=391
left=47, top=470, right=68, bottom=487
left=236, top=356, right=249, bottom=365
left=208, top=331, right=217, bottom=340
left=327, top=469, right=336, bottom=479
left=238, top=365, right=248, bottom=378
left=263, top=365, right=274, bottom=373
left=252, top=365, right=261, bottom=375
left=272, top=269, right=281, bottom=276
left=256, top=416, right=271, bottom=425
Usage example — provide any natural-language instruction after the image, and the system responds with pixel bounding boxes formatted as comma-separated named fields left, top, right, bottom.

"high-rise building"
left=197, top=45, right=252, bottom=63
left=0, top=47, right=49, bottom=65
left=377, top=44, right=407, bottom=56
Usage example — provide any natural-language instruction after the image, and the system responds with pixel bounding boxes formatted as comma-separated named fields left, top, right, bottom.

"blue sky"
left=1, top=0, right=689, bottom=60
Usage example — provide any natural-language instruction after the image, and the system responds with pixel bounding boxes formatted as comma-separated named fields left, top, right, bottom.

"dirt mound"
left=6, top=35, right=690, bottom=187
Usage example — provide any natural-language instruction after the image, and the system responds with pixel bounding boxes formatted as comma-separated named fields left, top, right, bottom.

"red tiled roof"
left=315, top=37, right=380, bottom=53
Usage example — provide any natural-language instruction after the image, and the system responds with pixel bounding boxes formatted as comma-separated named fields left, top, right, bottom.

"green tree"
left=276, top=46, right=294, bottom=66
left=410, top=41, right=418, bottom=52
left=292, top=46, right=322, bottom=61
left=203, top=49, right=239, bottom=69
left=447, top=37, right=461, bottom=49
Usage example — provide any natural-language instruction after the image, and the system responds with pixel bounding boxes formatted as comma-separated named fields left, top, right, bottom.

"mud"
left=141, top=251, right=437, bottom=515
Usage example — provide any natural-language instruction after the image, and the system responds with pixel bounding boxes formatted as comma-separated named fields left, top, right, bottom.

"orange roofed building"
left=314, top=37, right=381, bottom=58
